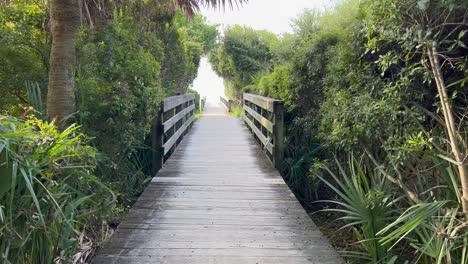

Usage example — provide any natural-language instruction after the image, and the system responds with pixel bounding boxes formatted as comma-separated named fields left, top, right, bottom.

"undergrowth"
left=0, top=114, right=115, bottom=263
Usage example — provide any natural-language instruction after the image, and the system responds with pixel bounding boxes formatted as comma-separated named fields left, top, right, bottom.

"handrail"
left=243, top=93, right=284, bottom=170
left=220, top=96, right=232, bottom=112
left=151, top=94, right=196, bottom=174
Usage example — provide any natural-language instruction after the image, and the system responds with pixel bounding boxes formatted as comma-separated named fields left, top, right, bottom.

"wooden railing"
left=220, top=96, right=232, bottom=112
left=243, top=93, right=284, bottom=170
left=151, top=94, right=196, bottom=174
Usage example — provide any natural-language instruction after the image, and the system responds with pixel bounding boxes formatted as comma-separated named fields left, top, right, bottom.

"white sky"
left=191, top=57, right=225, bottom=104
left=192, top=0, right=335, bottom=103
left=201, top=0, right=336, bottom=35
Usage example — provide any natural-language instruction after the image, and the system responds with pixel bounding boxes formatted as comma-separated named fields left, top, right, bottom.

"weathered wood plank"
left=242, top=114, right=273, bottom=154
left=99, top=240, right=333, bottom=250
left=243, top=93, right=280, bottom=112
left=163, top=104, right=195, bottom=133
left=163, top=94, right=195, bottom=112
left=93, top=104, right=343, bottom=264
left=243, top=104, right=274, bottom=132
left=120, top=216, right=319, bottom=227
left=116, top=222, right=319, bottom=230
left=243, top=93, right=284, bottom=170
left=97, top=248, right=338, bottom=257
left=93, top=255, right=341, bottom=264
left=163, top=115, right=194, bottom=155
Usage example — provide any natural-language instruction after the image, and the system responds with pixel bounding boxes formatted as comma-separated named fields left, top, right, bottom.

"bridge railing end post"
left=151, top=106, right=164, bottom=175
left=228, top=99, right=233, bottom=112
left=273, top=101, right=284, bottom=172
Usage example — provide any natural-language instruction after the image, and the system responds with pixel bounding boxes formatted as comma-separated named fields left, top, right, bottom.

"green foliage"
left=209, top=46, right=236, bottom=81
left=158, top=22, right=199, bottom=93
left=320, top=156, right=468, bottom=263
left=248, top=64, right=295, bottom=110
left=75, top=16, right=164, bottom=207
left=187, top=88, right=201, bottom=114
left=157, top=12, right=217, bottom=94
left=282, top=117, right=325, bottom=203
left=25, top=81, right=44, bottom=115
left=2, top=0, right=466, bottom=262
left=0, top=115, right=114, bottom=263
left=209, top=25, right=279, bottom=100
left=175, top=13, right=218, bottom=54
left=319, top=157, right=397, bottom=262
left=76, top=15, right=164, bottom=158
left=0, top=0, right=48, bottom=114
left=229, top=106, right=243, bottom=117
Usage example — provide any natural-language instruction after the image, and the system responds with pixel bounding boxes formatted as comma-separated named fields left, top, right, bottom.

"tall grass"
left=0, top=115, right=115, bottom=263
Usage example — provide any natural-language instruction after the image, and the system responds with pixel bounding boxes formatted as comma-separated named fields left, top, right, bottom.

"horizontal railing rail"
left=243, top=93, right=284, bottom=170
left=220, top=96, right=232, bottom=112
left=151, top=94, right=196, bottom=174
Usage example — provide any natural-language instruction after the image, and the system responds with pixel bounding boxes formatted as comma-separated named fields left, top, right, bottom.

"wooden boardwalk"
left=93, top=103, right=343, bottom=264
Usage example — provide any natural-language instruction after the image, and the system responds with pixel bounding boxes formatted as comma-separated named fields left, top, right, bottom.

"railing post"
left=220, top=96, right=232, bottom=112
left=273, top=101, right=284, bottom=171
left=151, top=105, right=164, bottom=175
left=200, top=97, right=206, bottom=112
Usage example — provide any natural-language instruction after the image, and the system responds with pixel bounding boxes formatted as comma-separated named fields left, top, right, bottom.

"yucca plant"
left=318, top=155, right=400, bottom=263
left=0, top=115, right=115, bottom=263
left=377, top=202, right=467, bottom=264
left=321, top=154, right=468, bottom=263
left=377, top=158, right=468, bottom=264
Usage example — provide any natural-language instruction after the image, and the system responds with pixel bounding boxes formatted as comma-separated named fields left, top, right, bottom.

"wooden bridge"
left=93, top=94, right=343, bottom=264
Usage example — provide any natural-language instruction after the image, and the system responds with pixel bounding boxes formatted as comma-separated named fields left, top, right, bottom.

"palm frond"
left=174, top=0, right=248, bottom=17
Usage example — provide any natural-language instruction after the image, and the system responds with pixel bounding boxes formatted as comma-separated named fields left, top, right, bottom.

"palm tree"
left=47, top=0, right=80, bottom=123
left=46, top=0, right=247, bottom=122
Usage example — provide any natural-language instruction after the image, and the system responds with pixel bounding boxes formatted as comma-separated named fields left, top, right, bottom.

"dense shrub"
left=209, top=25, right=279, bottom=97
left=76, top=16, right=164, bottom=159
left=0, top=115, right=115, bottom=263
left=0, top=1, right=48, bottom=114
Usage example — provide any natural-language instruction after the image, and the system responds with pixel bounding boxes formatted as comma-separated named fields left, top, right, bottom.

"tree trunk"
left=427, top=44, right=468, bottom=215
left=47, top=0, right=80, bottom=122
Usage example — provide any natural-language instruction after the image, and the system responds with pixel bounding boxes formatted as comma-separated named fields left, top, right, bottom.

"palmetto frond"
left=174, top=0, right=247, bottom=17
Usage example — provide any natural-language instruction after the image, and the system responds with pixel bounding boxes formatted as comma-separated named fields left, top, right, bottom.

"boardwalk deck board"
left=94, top=104, right=343, bottom=264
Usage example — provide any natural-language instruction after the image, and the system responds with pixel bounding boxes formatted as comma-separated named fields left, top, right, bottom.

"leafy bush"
left=248, top=64, right=295, bottom=110
left=209, top=25, right=279, bottom=101
left=76, top=15, right=164, bottom=158
left=0, top=115, right=114, bottom=263
left=0, top=1, right=48, bottom=114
